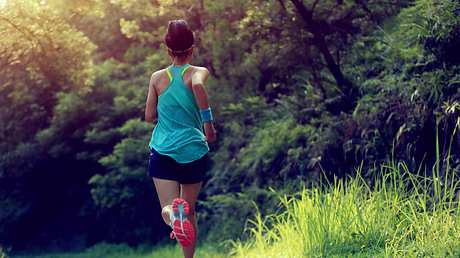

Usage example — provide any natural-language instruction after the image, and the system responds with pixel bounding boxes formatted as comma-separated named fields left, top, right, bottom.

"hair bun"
left=165, top=19, right=194, bottom=55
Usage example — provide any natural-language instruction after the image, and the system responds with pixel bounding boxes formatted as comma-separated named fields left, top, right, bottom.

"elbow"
left=145, top=112, right=157, bottom=123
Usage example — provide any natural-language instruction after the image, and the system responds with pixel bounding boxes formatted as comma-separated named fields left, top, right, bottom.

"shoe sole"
left=172, top=198, right=195, bottom=247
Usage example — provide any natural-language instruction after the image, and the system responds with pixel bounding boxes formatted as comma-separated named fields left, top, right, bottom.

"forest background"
left=0, top=0, right=459, bottom=257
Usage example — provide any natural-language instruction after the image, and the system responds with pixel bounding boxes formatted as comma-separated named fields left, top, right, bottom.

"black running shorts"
left=148, top=148, right=209, bottom=184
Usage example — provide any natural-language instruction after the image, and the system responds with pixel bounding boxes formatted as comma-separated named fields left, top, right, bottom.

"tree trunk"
left=313, top=34, right=355, bottom=98
left=289, top=0, right=357, bottom=109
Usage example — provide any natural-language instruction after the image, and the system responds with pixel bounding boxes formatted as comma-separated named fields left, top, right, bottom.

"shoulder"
left=189, top=66, right=210, bottom=81
left=149, top=68, right=169, bottom=85
left=150, top=68, right=168, bottom=80
left=190, top=65, right=209, bottom=74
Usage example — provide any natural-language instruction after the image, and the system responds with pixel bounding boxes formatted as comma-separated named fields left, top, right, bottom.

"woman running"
left=145, top=19, right=216, bottom=258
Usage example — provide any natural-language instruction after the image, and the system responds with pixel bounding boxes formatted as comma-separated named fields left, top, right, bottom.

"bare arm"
left=191, top=67, right=217, bottom=143
left=145, top=72, right=158, bottom=123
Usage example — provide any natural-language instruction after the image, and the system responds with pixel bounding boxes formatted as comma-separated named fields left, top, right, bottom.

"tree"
left=0, top=0, right=95, bottom=151
left=0, top=0, right=95, bottom=246
left=281, top=0, right=409, bottom=110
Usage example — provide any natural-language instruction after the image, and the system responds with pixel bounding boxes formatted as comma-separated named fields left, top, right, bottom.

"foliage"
left=199, top=186, right=282, bottom=245
left=232, top=159, right=460, bottom=257
left=13, top=242, right=225, bottom=258
left=202, top=0, right=460, bottom=244
left=88, top=119, right=162, bottom=243
left=0, top=0, right=459, bottom=254
left=0, top=0, right=97, bottom=248
left=0, top=246, right=8, bottom=258
left=0, top=0, right=95, bottom=151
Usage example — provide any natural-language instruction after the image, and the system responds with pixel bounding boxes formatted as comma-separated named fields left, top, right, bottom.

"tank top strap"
left=181, top=64, right=191, bottom=76
left=167, top=64, right=191, bottom=83
left=166, top=68, right=173, bottom=81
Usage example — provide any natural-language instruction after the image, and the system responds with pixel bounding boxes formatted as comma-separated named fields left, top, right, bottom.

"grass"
left=9, top=163, right=460, bottom=258
left=10, top=128, right=460, bottom=258
left=9, top=159, right=460, bottom=258
left=10, top=161, right=460, bottom=258
left=149, top=244, right=225, bottom=258
left=230, top=159, right=460, bottom=258
left=12, top=243, right=226, bottom=258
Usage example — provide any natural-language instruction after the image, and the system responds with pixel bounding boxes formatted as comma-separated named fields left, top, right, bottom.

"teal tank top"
left=149, top=64, right=209, bottom=163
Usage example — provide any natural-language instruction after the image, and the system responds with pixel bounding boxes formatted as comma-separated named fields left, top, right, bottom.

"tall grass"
left=1, top=246, right=7, bottom=258
left=231, top=159, right=460, bottom=257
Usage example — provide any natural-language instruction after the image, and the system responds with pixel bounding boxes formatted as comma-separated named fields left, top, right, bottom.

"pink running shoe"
left=170, top=198, right=195, bottom=247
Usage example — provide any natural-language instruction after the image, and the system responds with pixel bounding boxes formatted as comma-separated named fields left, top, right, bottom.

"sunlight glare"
left=0, top=0, right=6, bottom=8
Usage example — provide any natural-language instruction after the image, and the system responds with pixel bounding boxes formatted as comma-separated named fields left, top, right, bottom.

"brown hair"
left=164, top=19, right=194, bottom=58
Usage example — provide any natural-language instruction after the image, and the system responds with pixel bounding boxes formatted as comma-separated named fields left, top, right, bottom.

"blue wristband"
left=200, top=107, right=213, bottom=123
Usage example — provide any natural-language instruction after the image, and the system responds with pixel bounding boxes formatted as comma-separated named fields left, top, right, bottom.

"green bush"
left=88, top=119, right=164, bottom=243
left=199, top=187, right=280, bottom=245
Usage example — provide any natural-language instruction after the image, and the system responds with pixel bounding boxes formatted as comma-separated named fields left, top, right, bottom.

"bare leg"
left=153, top=178, right=180, bottom=225
left=180, top=182, right=202, bottom=258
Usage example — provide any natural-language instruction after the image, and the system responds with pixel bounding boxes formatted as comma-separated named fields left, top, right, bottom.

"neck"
left=172, top=58, right=189, bottom=66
